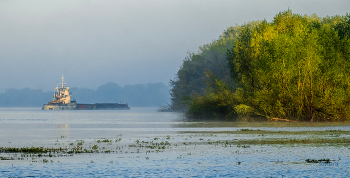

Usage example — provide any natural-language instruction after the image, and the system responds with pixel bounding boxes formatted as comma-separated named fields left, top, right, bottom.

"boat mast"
left=60, top=74, right=66, bottom=88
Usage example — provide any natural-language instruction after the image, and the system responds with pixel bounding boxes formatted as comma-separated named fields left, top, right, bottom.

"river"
left=0, top=107, right=349, bottom=177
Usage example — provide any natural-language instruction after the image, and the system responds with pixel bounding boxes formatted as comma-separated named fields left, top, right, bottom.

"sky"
left=0, top=0, right=349, bottom=92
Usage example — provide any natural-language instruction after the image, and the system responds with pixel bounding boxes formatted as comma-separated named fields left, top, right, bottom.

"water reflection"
left=55, top=123, right=70, bottom=138
left=173, top=121, right=350, bottom=128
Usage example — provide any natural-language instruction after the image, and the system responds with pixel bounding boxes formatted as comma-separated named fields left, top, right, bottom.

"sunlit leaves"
left=182, top=10, right=350, bottom=121
left=225, top=10, right=350, bottom=121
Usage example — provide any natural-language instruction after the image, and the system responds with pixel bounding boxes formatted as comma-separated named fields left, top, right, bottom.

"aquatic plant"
left=239, top=129, right=263, bottom=131
left=305, top=159, right=331, bottom=163
left=77, top=140, right=84, bottom=146
left=92, top=145, right=98, bottom=150
left=102, top=139, right=112, bottom=143
left=0, top=156, right=14, bottom=160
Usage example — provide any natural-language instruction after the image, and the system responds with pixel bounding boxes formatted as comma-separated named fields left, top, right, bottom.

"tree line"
left=171, top=10, right=350, bottom=121
left=169, top=20, right=262, bottom=111
left=0, top=82, right=170, bottom=107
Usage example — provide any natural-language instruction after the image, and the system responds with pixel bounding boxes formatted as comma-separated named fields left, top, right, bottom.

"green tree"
left=187, top=10, right=350, bottom=121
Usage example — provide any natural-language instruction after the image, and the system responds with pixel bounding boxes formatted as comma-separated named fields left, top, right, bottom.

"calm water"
left=1, top=107, right=350, bottom=177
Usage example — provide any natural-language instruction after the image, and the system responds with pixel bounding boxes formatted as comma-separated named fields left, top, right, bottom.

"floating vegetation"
left=1, top=129, right=349, bottom=165
left=239, top=129, right=263, bottom=131
left=305, top=159, right=331, bottom=163
left=102, top=139, right=112, bottom=143
left=237, top=145, right=250, bottom=148
left=231, top=137, right=350, bottom=145
left=77, top=140, right=84, bottom=146
left=183, top=130, right=350, bottom=136
left=105, top=150, right=111, bottom=153
left=0, top=146, right=65, bottom=154
left=0, top=156, right=14, bottom=160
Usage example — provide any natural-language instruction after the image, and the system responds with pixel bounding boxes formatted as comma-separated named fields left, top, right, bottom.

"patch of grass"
left=305, top=159, right=331, bottom=163
left=102, top=139, right=111, bottom=143
left=237, top=144, right=250, bottom=148
left=225, top=137, right=350, bottom=145
left=0, top=156, right=14, bottom=160
left=77, top=140, right=84, bottom=146
left=181, top=130, right=350, bottom=136
left=92, top=145, right=98, bottom=149
left=0, top=146, right=50, bottom=153
left=239, top=129, right=263, bottom=131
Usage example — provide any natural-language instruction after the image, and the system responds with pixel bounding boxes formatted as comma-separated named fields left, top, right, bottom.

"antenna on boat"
left=60, top=74, right=66, bottom=88
left=55, top=81, right=58, bottom=96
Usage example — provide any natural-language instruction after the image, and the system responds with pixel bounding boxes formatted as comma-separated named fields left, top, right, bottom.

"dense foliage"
left=170, top=21, right=261, bottom=111
left=180, top=10, right=350, bottom=121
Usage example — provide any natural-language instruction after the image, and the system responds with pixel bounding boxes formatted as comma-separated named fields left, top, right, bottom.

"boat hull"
left=42, top=103, right=130, bottom=110
left=42, top=103, right=77, bottom=110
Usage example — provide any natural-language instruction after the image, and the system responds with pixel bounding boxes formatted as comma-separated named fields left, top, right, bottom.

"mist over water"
left=0, top=82, right=171, bottom=107
left=1, top=1, right=350, bottom=176
left=1, top=1, right=349, bottom=92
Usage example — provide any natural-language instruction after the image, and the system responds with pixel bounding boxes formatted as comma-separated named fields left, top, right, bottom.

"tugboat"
left=42, top=75, right=130, bottom=110
left=42, top=75, right=77, bottom=110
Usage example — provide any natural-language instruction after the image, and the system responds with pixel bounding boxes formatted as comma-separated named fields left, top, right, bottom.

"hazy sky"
left=0, top=0, right=349, bottom=92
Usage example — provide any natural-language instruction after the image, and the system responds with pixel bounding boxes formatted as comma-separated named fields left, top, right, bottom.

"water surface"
left=0, top=107, right=349, bottom=177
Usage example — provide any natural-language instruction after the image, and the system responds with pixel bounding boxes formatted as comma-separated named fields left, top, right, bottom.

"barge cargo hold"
left=42, top=75, right=130, bottom=110
left=76, top=103, right=130, bottom=110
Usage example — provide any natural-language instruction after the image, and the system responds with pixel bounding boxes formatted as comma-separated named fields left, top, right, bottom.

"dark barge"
left=76, top=103, right=130, bottom=110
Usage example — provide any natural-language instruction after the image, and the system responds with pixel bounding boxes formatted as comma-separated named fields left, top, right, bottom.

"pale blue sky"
left=0, top=0, right=349, bottom=92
